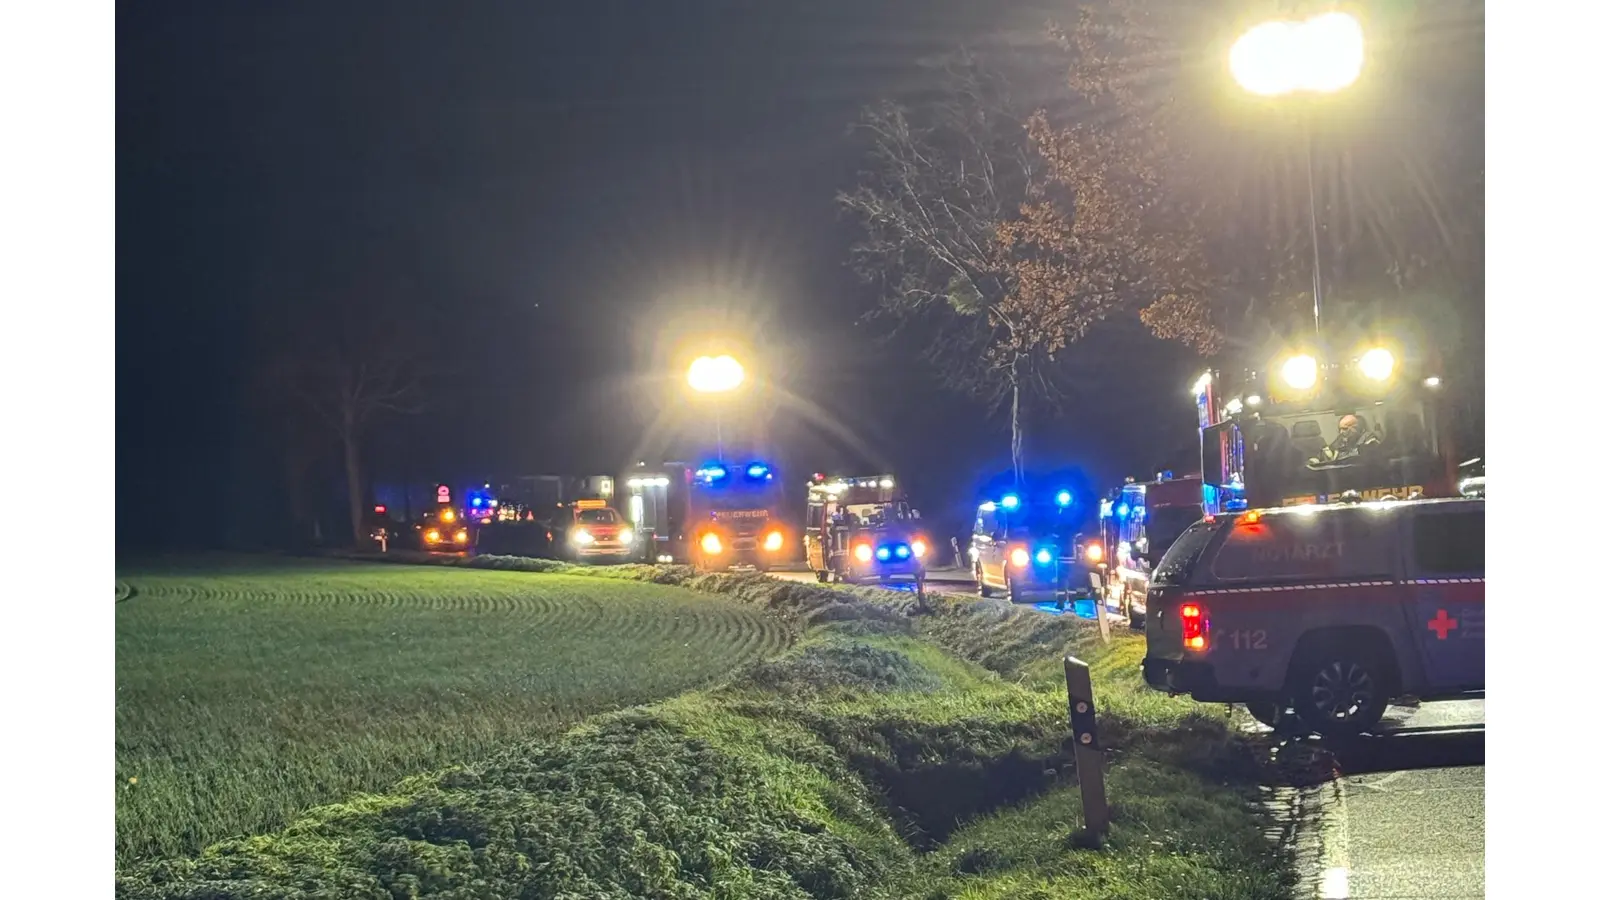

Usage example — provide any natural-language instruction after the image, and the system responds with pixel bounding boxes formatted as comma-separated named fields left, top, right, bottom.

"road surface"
left=1294, top=699, right=1485, bottom=900
left=765, top=565, right=1118, bottom=621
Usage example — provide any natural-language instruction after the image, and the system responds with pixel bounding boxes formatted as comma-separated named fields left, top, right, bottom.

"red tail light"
left=1179, top=600, right=1209, bottom=651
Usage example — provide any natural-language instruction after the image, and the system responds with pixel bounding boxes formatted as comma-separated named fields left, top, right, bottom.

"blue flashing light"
left=894, top=544, right=911, bottom=559
left=1035, top=548, right=1053, bottom=565
left=746, top=462, right=771, bottom=480
left=979, top=501, right=997, bottom=512
left=472, top=497, right=483, bottom=507
left=1116, top=502, right=1131, bottom=519
left=876, top=546, right=892, bottom=561
left=695, top=464, right=729, bottom=482
left=1055, top=490, right=1072, bottom=507
left=1000, top=494, right=1020, bottom=510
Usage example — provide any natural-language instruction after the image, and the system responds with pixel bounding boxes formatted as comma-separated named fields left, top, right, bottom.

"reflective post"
left=1065, top=655, right=1110, bottom=838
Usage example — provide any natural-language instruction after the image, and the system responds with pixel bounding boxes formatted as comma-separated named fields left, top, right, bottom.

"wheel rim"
left=1308, top=660, right=1376, bottom=721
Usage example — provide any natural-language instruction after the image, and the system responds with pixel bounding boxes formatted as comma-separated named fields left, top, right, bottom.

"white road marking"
left=1319, top=777, right=1353, bottom=900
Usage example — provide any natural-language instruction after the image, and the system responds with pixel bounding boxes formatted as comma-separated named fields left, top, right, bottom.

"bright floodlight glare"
left=1358, top=347, right=1396, bottom=381
left=1281, top=354, right=1319, bottom=391
left=1230, top=12, right=1363, bottom=96
left=687, top=355, right=745, bottom=393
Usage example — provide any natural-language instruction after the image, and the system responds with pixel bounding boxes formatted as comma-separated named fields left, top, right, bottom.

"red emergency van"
left=1141, top=497, right=1484, bottom=736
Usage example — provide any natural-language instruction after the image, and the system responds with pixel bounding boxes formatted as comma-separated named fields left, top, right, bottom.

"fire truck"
left=623, top=463, right=691, bottom=563
left=685, top=461, right=791, bottom=572
left=804, top=474, right=928, bottom=593
left=1100, top=473, right=1211, bottom=629
left=1191, top=340, right=1454, bottom=513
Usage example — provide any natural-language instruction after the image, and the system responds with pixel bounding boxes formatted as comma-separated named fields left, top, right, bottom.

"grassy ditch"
left=116, top=555, right=1294, bottom=899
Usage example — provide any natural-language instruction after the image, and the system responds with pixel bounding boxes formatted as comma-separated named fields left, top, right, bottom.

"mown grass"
left=117, top=554, right=1295, bottom=899
left=115, top=557, right=791, bottom=865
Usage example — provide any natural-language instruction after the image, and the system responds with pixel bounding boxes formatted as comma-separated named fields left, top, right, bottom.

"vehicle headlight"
left=454, top=529, right=469, bottom=544
left=618, top=528, right=634, bottom=544
left=1358, top=347, right=1395, bottom=381
left=853, top=543, right=873, bottom=563
left=573, top=529, right=595, bottom=545
left=700, top=533, right=723, bottom=554
left=910, top=538, right=927, bottom=558
left=1009, top=547, right=1030, bottom=568
left=1084, top=542, right=1104, bottom=564
left=1281, top=354, right=1319, bottom=391
left=424, top=529, right=441, bottom=543
left=762, top=530, right=783, bottom=551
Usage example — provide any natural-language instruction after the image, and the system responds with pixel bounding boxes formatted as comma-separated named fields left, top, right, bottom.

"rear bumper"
left=1141, top=656, right=1276, bottom=704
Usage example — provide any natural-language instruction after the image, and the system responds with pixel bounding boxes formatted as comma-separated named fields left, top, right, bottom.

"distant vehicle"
left=622, top=463, right=691, bottom=563
left=686, top=461, right=790, bottom=572
left=1190, top=338, right=1456, bottom=513
left=969, top=488, right=1092, bottom=603
left=416, top=503, right=472, bottom=552
left=1140, top=497, right=1485, bottom=737
left=556, top=499, right=635, bottom=562
left=1101, top=473, right=1209, bottom=629
left=804, top=474, right=928, bottom=593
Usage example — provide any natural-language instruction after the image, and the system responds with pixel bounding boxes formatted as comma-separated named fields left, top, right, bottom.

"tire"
left=1245, top=700, right=1295, bottom=731
left=976, top=563, right=994, bottom=598
left=1291, top=643, right=1392, bottom=738
left=1007, top=572, right=1024, bottom=604
left=816, top=570, right=830, bottom=583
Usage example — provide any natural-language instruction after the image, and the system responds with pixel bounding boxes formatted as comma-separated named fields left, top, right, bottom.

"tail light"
left=1179, top=600, right=1209, bottom=651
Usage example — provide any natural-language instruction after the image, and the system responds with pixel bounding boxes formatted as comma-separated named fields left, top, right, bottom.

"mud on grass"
left=119, top=575, right=1294, bottom=900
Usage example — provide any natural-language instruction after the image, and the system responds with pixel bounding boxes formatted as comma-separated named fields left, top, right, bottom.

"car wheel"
left=1245, top=700, right=1296, bottom=732
left=1007, top=572, right=1025, bottom=604
left=975, top=563, right=994, bottom=598
left=1292, top=645, right=1392, bottom=738
left=815, top=570, right=830, bottom=583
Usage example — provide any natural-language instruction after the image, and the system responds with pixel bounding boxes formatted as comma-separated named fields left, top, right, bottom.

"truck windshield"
left=576, top=508, right=619, bottom=525
left=693, top=482, right=780, bottom=511
left=1151, top=520, right=1217, bottom=586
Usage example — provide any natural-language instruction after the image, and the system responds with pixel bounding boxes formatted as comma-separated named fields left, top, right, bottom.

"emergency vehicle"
left=416, top=484, right=473, bottom=551
left=686, top=461, right=790, bottom=572
left=555, top=499, right=635, bottom=562
left=623, top=463, right=691, bottom=563
left=969, top=488, right=1093, bottom=603
left=1191, top=340, right=1453, bottom=512
left=1101, top=473, right=1211, bottom=629
left=1141, top=497, right=1484, bottom=737
left=804, top=474, right=928, bottom=592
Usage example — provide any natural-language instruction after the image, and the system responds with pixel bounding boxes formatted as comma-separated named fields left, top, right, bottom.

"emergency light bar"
left=575, top=499, right=609, bottom=510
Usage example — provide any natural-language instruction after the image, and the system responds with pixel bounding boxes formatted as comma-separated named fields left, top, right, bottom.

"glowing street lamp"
left=687, top=355, right=744, bottom=393
left=1229, top=11, right=1364, bottom=336
left=687, top=354, right=745, bottom=458
left=1229, top=12, right=1364, bottom=97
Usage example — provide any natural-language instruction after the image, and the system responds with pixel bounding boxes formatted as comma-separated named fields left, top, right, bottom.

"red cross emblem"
left=1427, top=608, right=1458, bottom=640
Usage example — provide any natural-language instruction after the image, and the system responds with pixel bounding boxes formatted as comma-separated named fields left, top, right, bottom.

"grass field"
left=114, top=557, right=791, bottom=865
left=117, top=557, right=1296, bottom=899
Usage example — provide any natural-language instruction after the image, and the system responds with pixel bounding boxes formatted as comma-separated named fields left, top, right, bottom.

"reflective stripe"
left=1191, top=577, right=1483, bottom=596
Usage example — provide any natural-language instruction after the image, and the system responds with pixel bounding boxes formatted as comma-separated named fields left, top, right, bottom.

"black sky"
left=116, top=0, right=1481, bottom=548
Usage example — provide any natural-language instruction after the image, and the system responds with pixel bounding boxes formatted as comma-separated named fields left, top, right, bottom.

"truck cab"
left=686, top=461, right=790, bottom=572
left=1141, top=497, right=1485, bottom=736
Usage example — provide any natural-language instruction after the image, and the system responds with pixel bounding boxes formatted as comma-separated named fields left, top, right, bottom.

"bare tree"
left=262, top=308, right=426, bottom=548
left=839, top=52, right=1066, bottom=484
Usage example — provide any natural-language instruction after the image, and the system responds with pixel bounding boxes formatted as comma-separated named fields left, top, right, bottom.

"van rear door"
left=1400, top=503, right=1486, bottom=692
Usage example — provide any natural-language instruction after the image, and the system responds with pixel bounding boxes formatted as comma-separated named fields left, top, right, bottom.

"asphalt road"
left=765, top=565, right=1119, bottom=621
left=1297, top=699, right=1485, bottom=900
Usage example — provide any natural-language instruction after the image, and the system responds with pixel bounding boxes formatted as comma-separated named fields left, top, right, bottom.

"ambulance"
left=1141, top=496, right=1484, bottom=737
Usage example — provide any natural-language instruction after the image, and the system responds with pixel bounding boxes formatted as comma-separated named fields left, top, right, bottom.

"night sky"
left=116, top=1, right=1478, bottom=549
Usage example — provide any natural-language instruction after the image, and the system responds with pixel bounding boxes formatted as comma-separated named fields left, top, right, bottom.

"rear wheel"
left=1007, top=572, right=1024, bottom=604
left=1291, top=643, right=1392, bottom=738
left=975, top=563, right=994, bottom=598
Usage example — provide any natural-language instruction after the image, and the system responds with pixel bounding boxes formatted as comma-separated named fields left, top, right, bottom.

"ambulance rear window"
left=1151, top=520, right=1218, bottom=586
